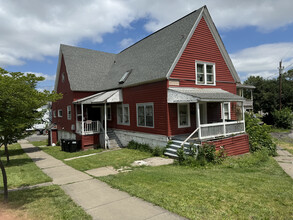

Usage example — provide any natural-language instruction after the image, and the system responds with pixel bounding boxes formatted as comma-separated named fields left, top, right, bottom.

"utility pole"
left=278, top=60, right=284, bottom=110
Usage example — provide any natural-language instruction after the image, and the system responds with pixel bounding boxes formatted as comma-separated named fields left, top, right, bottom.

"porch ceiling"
left=73, top=89, right=122, bottom=104
left=168, top=87, right=245, bottom=103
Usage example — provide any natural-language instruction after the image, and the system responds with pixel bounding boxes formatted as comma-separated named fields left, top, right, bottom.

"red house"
left=51, top=6, right=250, bottom=157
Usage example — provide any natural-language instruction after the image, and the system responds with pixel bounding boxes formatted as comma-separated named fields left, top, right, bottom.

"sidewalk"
left=274, top=146, right=293, bottom=179
left=19, top=140, right=185, bottom=220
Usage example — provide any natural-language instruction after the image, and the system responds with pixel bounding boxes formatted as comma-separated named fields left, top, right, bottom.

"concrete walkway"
left=274, top=146, right=293, bottom=179
left=19, top=140, right=185, bottom=220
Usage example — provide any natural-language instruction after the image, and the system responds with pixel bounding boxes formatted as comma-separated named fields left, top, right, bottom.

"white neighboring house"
left=27, top=104, right=51, bottom=134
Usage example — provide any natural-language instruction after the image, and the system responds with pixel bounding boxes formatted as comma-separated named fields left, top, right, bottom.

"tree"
left=0, top=67, right=61, bottom=201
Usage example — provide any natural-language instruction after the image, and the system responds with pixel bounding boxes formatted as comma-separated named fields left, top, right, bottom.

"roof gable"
left=54, top=44, right=116, bottom=91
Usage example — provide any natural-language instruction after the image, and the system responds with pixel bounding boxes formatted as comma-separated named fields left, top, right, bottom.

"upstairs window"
left=117, top=104, right=130, bottom=125
left=195, top=61, right=215, bottom=85
left=137, top=103, right=154, bottom=128
left=53, top=110, right=56, bottom=118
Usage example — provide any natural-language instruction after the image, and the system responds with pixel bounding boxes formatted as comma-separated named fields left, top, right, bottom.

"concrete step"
left=164, top=151, right=178, bottom=158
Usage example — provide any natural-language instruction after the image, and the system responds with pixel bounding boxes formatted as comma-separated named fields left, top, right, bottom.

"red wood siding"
left=169, top=17, right=236, bottom=93
left=168, top=103, right=196, bottom=136
left=109, top=81, right=168, bottom=136
left=76, top=133, right=99, bottom=149
left=52, top=55, right=96, bottom=134
left=206, top=134, right=249, bottom=156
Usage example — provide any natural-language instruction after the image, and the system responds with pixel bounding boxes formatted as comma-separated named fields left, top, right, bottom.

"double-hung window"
left=58, top=109, right=62, bottom=117
left=67, top=105, right=71, bottom=120
left=195, top=61, right=216, bottom=85
left=222, top=102, right=231, bottom=120
left=137, top=103, right=154, bottom=128
left=117, top=104, right=129, bottom=125
left=178, top=103, right=190, bottom=128
left=53, top=110, right=56, bottom=118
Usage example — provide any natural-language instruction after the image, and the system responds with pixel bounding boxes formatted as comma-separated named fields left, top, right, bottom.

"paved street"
left=19, top=139, right=185, bottom=220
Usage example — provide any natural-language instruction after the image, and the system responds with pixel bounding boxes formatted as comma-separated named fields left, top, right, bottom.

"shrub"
left=127, top=140, right=165, bottom=156
left=176, top=143, right=226, bottom=166
left=245, top=112, right=276, bottom=156
left=272, top=107, right=293, bottom=129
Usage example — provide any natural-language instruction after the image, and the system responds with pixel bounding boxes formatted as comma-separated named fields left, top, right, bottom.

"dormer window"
left=195, top=61, right=215, bottom=85
left=119, top=69, right=132, bottom=84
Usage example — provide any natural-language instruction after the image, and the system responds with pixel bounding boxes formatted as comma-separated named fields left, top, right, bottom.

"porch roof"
left=168, top=87, right=245, bottom=103
left=73, top=89, right=122, bottom=104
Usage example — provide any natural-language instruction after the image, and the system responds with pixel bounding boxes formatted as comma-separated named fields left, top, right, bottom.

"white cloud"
left=25, top=72, right=56, bottom=81
left=119, top=38, right=135, bottom=49
left=0, top=0, right=293, bottom=67
left=230, top=43, right=293, bottom=81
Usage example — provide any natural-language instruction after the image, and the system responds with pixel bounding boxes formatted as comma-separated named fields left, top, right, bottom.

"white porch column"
left=196, top=102, right=201, bottom=139
left=81, top=103, right=84, bottom=135
left=75, top=104, right=78, bottom=133
left=104, top=102, right=107, bottom=149
left=242, top=101, right=246, bottom=132
left=222, top=102, right=226, bottom=136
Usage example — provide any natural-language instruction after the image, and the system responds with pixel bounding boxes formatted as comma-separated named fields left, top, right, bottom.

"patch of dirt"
left=0, top=204, right=30, bottom=220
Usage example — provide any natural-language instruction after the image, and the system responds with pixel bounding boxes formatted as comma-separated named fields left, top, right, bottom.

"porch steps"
left=164, top=140, right=191, bottom=158
left=107, top=130, right=122, bottom=149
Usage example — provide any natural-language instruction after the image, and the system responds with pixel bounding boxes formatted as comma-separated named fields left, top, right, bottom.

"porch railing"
left=76, top=120, right=100, bottom=134
left=200, top=120, right=245, bottom=139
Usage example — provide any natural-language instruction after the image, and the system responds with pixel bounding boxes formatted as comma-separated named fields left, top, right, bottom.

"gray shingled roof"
left=60, top=44, right=116, bottom=91
left=60, top=7, right=203, bottom=91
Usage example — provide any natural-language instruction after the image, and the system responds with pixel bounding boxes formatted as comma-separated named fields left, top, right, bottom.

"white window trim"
left=58, top=109, right=62, bottom=118
left=177, top=103, right=191, bottom=128
left=136, top=102, right=154, bottom=128
left=53, top=110, right=56, bottom=118
left=117, top=104, right=130, bottom=125
left=222, top=102, right=231, bottom=120
left=67, top=105, right=71, bottom=120
left=195, top=61, right=216, bottom=86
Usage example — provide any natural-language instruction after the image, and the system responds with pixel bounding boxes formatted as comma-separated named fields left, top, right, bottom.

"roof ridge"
left=60, top=44, right=116, bottom=55
left=119, top=5, right=206, bottom=54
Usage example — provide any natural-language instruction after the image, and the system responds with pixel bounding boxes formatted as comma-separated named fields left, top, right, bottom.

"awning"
left=73, top=89, right=123, bottom=104
left=168, top=87, right=245, bottom=103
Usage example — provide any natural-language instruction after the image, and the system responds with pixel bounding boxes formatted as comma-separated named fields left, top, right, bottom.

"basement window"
left=119, top=70, right=132, bottom=84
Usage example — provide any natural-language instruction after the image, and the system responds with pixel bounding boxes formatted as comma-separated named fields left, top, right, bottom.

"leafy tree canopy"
left=0, top=67, right=62, bottom=150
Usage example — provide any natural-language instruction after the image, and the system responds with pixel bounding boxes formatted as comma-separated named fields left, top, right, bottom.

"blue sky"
left=1, top=0, right=293, bottom=91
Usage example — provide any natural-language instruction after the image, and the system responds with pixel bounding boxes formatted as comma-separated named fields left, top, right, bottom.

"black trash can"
left=61, top=139, right=66, bottom=151
left=70, top=140, right=78, bottom=152
left=65, top=140, right=72, bottom=152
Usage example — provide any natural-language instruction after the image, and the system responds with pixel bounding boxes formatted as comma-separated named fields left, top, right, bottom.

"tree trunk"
left=0, top=156, right=8, bottom=202
left=4, top=143, right=9, bottom=164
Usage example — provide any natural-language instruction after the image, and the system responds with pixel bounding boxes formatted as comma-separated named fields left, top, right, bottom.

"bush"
left=272, top=107, right=293, bottom=129
left=245, top=112, right=276, bottom=156
left=176, top=143, right=226, bottom=166
left=127, top=140, right=165, bottom=156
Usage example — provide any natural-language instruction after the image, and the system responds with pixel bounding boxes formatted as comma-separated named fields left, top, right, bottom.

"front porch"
left=167, top=87, right=246, bottom=153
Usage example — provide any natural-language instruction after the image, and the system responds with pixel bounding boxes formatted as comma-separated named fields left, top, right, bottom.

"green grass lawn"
left=100, top=154, right=293, bottom=219
left=40, top=145, right=103, bottom=160
left=0, top=185, right=91, bottom=220
left=0, top=143, right=51, bottom=189
left=65, top=149, right=152, bottom=171
left=0, top=143, right=91, bottom=219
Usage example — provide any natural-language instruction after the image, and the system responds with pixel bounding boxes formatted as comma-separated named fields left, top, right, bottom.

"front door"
left=87, top=106, right=101, bottom=121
